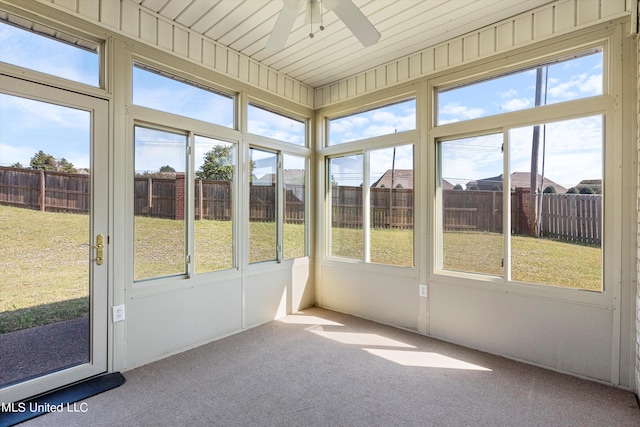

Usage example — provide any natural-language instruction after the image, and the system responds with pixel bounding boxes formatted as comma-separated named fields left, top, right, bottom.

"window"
left=328, top=145, right=414, bottom=266
left=283, top=154, right=307, bottom=260
left=329, top=98, right=416, bottom=145
left=439, top=134, right=504, bottom=276
left=437, top=49, right=602, bottom=125
left=435, top=50, right=605, bottom=292
left=328, top=154, right=363, bottom=259
left=194, top=136, right=235, bottom=273
left=248, top=104, right=306, bottom=146
left=0, top=16, right=99, bottom=87
left=509, top=116, right=602, bottom=291
left=249, top=148, right=278, bottom=264
left=133, top=64, right=234, bottom=128
left=369, top=145, right=414, bottom=266
left=134, top=126, right=187, bottom=281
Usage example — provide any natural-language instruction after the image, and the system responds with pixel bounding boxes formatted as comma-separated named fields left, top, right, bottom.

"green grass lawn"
left=1, top=205, right=601, bottom=333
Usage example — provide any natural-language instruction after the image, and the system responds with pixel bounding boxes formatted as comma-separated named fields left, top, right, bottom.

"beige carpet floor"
left=20, top=307, right=640, bottom=426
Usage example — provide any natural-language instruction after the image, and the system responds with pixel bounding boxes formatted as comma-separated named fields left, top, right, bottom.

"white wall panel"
left=100, top=0, right=119, bottom=29
left=496, top=22, right=513, bottom=51
left=577, top=0, right=600, bottom=25
left=555, top=1, right=577, bottom=32
left=514, top=15, right=533, bottom=45
left=463, top=35, right=478, bottom=62
left=245, top=260, right=314, bottom=329
left=448, top=38, right=463, bottom=66
left=126, top=279, right=243, bottom=369
left=320, top=265, right=419, bottom=332
left=157, top=19, right=173, bottom=51
left=78, top=0, right=99, bottom=21
left=139, top=10, right=156, bottom=44
left=173, top=26, right=188, bottom=57
left=188, top=33, right=202, bottom=63
left=120, top=0, right=138, bottom=37
left=428, top=282, right=614, bottom=383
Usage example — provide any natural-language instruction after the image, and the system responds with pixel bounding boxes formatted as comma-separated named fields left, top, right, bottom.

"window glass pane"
left=283, top=154, right=306, bottom=259
left=437, top=50, right=602, bottom=124
left=440, top=134, right=503, bottom=276
left=329, top=154, right=363, bottom=259
left=369, top=145, right=414, bottom=266
left=248, top=104, right=305, bottom=146
left=133, top=64, right=234, bottom=128
left=0, top=20, right=99, bottom=87
left=134, top=126, right=187, bottom=281
left=509, top=116, right=602, bottom=291
left=249, top=148, right=277, bottom=263
left=194, top=136, right=235, bottom=273
left=329, top=99, right=416, bottom=145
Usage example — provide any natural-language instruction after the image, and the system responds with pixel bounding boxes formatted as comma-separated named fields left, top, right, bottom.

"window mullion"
left=186, top=132, right=195, bottom=277
left=503, top=129, right=511, bottom=283
left=363, top=151, right=371, bottom=263
left=277, top=153, right=284, bottom=263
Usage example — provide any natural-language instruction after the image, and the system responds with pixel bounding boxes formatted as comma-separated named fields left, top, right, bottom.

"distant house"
left=468, top=172, right=567, bottom=193
left=371, top=169, right=413, bottom=189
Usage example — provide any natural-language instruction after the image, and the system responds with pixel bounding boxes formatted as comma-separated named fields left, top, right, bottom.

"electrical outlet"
left=419, top=284, right=428, bottom=298
left=112, top=304, right=125, bottom=323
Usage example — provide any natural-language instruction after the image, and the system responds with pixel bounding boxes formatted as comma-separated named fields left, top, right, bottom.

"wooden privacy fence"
left=442, top=189, right=602, bottom=245
left=0, top=167, right=601, bottom=243
left=0, top=167, right=89, bottom=213
left=539, top=193, right=602, bottom=244
left=331, top=185, right=414, bottom=229
left=0, top=167, right=304, bottom=223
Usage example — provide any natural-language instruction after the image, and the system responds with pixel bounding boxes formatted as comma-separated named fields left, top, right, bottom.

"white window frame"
left=429, top=29, right=621, bottom=307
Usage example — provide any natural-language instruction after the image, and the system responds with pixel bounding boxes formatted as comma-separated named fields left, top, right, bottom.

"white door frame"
left=0, top=74, right=109, bottom=404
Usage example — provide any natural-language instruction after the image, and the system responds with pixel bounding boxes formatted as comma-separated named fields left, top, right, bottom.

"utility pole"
left=529, top=67, right=543, bottom=237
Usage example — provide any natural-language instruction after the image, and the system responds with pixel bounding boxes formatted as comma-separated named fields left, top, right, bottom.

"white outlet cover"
left=112, top=304, right=125, bottom=322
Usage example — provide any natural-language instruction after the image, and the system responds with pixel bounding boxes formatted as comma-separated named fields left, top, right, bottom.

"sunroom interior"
left=0, top=0, right=639, bottom=418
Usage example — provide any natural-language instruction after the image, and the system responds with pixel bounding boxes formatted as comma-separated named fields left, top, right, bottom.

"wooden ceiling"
left=136, top=0, right=555, bottom=88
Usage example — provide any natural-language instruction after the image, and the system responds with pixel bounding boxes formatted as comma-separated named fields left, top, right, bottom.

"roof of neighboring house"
left=371, top=169, right=413, bottom=189
left=576, top=179, right=602, bottom=192
left=469, top=172, right=567, bottom=193
left=256, top=169, right=305, bottom=184
left=442, top=179, right=455, bottom=190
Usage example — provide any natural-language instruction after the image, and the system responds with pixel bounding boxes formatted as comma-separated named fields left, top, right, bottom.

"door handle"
left=95, top=234, right=104, bottom=266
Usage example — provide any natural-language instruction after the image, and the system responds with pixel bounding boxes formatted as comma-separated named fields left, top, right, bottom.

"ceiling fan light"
left=304, top=0, right=322, bottom=24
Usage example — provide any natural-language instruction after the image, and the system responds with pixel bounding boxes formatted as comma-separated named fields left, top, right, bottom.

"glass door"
left=0, top=75, right=108, bottom=403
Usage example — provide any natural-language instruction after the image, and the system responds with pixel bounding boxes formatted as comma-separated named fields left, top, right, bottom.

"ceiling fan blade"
left=265, top=0, right=303, bottom=52
left=325, top=0, right=380, bottom=47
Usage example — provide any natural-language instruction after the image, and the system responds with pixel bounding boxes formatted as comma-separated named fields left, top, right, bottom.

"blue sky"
left=1, top=21, right=603, bottom=189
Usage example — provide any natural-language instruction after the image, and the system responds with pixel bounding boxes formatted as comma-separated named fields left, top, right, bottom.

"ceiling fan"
left=266, top=0, right=381, bottom=52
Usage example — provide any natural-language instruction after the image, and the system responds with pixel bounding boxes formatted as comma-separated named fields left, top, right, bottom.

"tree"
left=29, top=150, right=56, bottom=170
left=10, top=162, right=23, bottom=168
left=566, top=187, right=579, bottom=194
left=159, top=165, right=176, bottom=173
left=543, top=186, right=556, bottom=194
left=453, top=184, right=463, bottom=190
left=56, top=157, right=76, bottom=173
left=197, top=145, right=234, bottom=181
left=579, top=186, right=595, bottom=194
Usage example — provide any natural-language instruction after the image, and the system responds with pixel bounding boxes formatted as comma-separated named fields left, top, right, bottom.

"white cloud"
left=499, top=89, right=518, bottom=98
left=500, top=98, right=531, bottom=111
left=440, top=102, right=484, bottom=120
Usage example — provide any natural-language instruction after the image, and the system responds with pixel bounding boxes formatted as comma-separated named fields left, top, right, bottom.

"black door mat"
left=0, top=372, right=125, bottom=427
